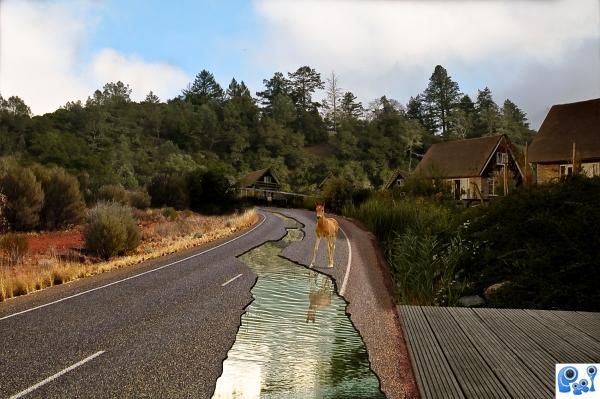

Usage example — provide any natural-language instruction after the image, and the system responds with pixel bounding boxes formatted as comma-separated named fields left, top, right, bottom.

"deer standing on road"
left=309, top=203, right=339, bottom=268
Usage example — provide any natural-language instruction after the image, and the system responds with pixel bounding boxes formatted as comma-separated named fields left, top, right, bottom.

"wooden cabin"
left=413, top=135, right=524, bottom=200
left=238, top=167, right=281, bottom=200
left=384, top=169, right=409, bottom=190
left=528, top=98, right=600, bottom=184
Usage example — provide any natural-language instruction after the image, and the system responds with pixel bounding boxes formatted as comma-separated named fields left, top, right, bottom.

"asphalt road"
left=0, top=211, right=287, bottom=399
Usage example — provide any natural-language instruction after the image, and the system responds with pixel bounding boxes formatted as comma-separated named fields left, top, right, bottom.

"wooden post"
left=524, top=142, right=529, bottom=187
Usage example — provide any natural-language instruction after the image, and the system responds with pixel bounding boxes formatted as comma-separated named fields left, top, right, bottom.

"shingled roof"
left=528, top=98, right=600, bottom=163
left=384, top=169, right=409, bottom=189
left=238, top=167, right=280, bottom=188
left=414, top=135, right=504, bottom=178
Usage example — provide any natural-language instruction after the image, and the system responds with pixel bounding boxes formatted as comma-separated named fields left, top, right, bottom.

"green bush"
left=97, top=184, right=129, bottom=205
left=322, top=177, right=355, bottom=214
left=36, top=167, right=85, bottom=230
left=161, top=207, right=178, bottom=221
left=147, top=174, right=189, bottom=210
left=84, top=202, right=140, bottom=260
left=128, top=190, right=151, bottom=209
left=0, top=166, right=44, bottom=230
left=0, top=232, right=29, bottom=264
left=187, top=169, right=235, bottom=214
left=459, top=175, right=600, bottom=311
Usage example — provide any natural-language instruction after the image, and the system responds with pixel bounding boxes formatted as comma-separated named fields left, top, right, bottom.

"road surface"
left=0, top=209, right=414, bottom=398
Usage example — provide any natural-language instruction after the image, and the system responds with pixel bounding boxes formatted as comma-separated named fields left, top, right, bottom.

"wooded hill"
left=0, top=65, right=534, bottom=195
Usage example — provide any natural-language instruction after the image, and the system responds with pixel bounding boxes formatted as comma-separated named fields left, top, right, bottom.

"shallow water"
left=212, top=217, right=384, bottom=399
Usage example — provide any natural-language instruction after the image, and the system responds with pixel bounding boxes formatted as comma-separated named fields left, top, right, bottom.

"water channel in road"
left=213, top=215, right=384, bottom=399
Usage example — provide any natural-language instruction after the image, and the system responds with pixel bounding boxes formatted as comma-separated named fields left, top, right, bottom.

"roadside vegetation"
left=339, top=175, right=599, bottom=311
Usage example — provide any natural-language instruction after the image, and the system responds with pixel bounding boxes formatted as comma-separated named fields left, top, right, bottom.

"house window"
left=582, top=162, right=600, bottom=177
left=496, top=152, right=508, bottom=165
left=488, top=177, right=497, bottom=196
left=263, top=175, right=273, bottom=183
left=396, top=178, right=404, bottom=187
left=560, top=164, right=573, bottom=177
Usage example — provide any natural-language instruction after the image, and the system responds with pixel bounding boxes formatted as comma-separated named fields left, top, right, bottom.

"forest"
left=0, top=64, right=534, bottom=199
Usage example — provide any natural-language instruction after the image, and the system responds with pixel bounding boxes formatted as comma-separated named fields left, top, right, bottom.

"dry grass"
left=0, top=208, right=258, bottom=302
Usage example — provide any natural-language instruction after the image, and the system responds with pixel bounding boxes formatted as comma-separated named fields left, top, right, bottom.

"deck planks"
left=397, top=306, right=600, bottom=399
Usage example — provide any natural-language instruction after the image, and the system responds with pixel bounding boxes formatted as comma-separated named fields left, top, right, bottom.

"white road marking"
left=0, top=214, right=266, bottom=322
left=9, top=351, right=105, bottom=399
left=221, top=273, right=243, bottom=287
left=339, top=225, right=352, bottom=297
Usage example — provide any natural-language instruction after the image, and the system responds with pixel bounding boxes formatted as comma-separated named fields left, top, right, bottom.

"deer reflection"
left=306, top=270, right=332, bottom=323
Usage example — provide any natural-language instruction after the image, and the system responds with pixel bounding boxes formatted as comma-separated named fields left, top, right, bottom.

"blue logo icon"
left=557, top=364, right=599, bottom=398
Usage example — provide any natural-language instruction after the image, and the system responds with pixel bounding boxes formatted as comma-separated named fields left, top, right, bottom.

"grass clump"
left=0, top=232, right=29, bottom=265
left=84, top=202, right=140, bottom=260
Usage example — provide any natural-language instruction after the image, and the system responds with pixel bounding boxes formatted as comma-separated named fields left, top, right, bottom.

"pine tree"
left=340, top=92, right=363, bottom=120
left=423, top=65, right=461, bottom=138
left=287, top=66, right=324, bottom=112
left=256, top=72, right=290, bottom=114
left=144, top=91, right=160, bottom=104
left=475, top=87, right=500, bottom=136
left=183, top=70, right=224, bottom=104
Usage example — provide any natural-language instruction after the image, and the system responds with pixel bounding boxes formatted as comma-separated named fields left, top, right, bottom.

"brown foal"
left=309, top=203, right=339, bottom=268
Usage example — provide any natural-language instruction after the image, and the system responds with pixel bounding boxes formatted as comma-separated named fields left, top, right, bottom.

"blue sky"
left=1, top=0, right=599, bottom=128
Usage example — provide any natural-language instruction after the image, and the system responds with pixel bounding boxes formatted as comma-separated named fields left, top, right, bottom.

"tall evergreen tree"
left=475, top=87, right=500, bottom=136
left=340, top=91, right=363, bottom=120
left=423, top=65, right=461, bottom=138
left=287, top=66, right=324, bottom=112
left=256, top=72, right=290, bottom=113
left=499, top=99, right=533, bottom=145
left=183, top=70, right=224, bottom=105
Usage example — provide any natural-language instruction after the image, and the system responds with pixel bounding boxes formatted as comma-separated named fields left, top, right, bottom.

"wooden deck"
left=398, top=306, right=600, bottom=399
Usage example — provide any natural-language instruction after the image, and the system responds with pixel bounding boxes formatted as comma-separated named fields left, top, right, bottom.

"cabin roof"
left=384, top=169, right=409, bottom=189
left=528, top=98, right=600, bottom=163
left=414, top=135, right=505, bottom=178
left=239, top=167, right=280, bottom=188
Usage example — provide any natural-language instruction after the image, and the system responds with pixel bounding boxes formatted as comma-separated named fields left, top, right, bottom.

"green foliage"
left=147, top=174, right=189, bottom=210
left=97, top=184, right=129, bottom=205
left=36, top=167, right=85, bottom=230
left=0, top=166, right=44, bottom=231
left=346, top=197, right=463, bottom=305
left=0, top=232, right=29, bottom=265
left=459, top=176, right=600, bottom=311
left=187, top=169, right=236, bottom=214
left=322, top=178, right=355, bottom=214
left=161, top=207, right=178, bottom=221
left=84, top=202, right=140, bottom=260
left=128, top=190, right=151, bottom=210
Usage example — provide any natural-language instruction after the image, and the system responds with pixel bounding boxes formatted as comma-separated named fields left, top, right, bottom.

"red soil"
left=27, top=228, right=84, bottom=255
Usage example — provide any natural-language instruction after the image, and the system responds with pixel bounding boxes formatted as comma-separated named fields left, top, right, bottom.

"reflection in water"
left=212, top=218, right=384, bottom=399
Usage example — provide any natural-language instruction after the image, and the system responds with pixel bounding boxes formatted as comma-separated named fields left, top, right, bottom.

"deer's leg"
left=309, top=236, right=321, bottom=268
left=327, top=236, right=334, bottom=268
left=330, top=237, right=336, bottom=268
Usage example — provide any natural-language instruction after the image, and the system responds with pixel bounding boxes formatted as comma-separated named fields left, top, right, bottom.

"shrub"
left=322, top=177, right=355, bottom=214
left=459, top=175, right=600, bottom=311
left=147, top=174, right=189, bottom=210
left=161, top=207, right=178, bottom=221
left=128, top=190, right=151, bottom=209
left=187, top=169, right=235, bottom=214
left=0, top=166, right=44, bottom=230
left=0, top=232, right=29, bottom=265
left=37, top=167, right=85, bottom=230
left=84, top=202, right=140, bottom=260
left=97, top=184, right=129, bottom=205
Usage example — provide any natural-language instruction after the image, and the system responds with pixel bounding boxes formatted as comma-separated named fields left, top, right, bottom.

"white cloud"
left=0, top=1, right=189, bottom=115
left=253, top=0, right=600, bottom=128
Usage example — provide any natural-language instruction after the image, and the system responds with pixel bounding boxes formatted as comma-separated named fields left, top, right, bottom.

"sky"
left=1, top=0, right=599, bottom=129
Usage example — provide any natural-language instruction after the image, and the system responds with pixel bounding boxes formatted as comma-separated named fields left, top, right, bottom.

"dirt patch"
left=27, top=228, right=84, bottom=255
